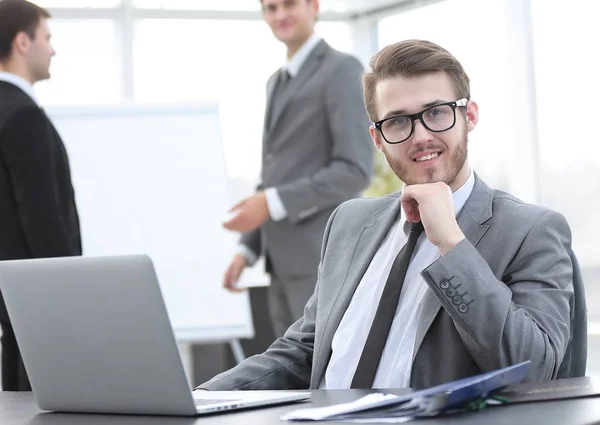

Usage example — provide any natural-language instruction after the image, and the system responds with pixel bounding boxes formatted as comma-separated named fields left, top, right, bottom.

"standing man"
left=222, top=0, right=374, bottom=337
left=198, top=39, right=580, bottom=391
left=0, top=0, right=82, bottom=391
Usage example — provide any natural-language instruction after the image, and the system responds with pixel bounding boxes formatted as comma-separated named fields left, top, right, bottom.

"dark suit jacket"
left=0, top=81, right=82, bottom=323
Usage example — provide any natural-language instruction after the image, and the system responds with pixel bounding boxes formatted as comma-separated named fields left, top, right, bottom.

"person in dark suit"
left=0, top=0, right=82, bottom=391
left=221, top=0, right=374, bottom=338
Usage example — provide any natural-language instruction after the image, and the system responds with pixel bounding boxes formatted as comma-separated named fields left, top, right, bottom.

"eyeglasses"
left=372, top=98, right=468, bottom=144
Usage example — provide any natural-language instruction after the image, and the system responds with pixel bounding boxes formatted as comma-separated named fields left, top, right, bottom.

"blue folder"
left=337, top=361, right=531, bottom=419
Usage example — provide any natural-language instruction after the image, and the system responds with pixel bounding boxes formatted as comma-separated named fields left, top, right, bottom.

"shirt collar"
left=401, top=169, right=475, bottom=235
left=0, top=72, right=39, bottom=105
left=283, top=33, right=322, bottom=78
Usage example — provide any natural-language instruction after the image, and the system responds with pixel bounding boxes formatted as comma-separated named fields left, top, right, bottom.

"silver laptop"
left=0, top=254, right=309, bottom=415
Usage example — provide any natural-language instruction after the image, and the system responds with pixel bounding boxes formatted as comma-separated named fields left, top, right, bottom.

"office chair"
left=557, top=250, right=588, bottom=378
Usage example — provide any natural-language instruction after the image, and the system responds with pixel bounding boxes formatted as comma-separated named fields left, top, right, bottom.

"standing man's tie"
left=351, top=221, right=425, bottom=388
left=267, top=68, right=291, bottom=130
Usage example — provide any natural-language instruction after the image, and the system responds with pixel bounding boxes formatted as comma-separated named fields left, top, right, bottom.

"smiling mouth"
left=414, top=152, right=441, bottom=163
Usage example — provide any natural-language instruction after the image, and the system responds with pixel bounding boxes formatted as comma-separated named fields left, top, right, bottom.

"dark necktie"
left=350, top=221, right=425, bottom=389
left=267, top=68, right=291, bottom=129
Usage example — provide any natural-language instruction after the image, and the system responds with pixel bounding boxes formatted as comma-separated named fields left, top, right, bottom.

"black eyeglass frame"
left=372, top=97, right=469, bottom=144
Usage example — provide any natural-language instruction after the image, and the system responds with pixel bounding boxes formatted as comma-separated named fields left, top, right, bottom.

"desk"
left=2, top=390, right=600, bottom=425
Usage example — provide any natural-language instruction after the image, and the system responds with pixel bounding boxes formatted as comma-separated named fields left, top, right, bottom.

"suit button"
left=452, top=296, right=462, bottom=305
left=266, top=153, right=274, bottom=162
left=459, top=304, right=468, bottom=314
left=440, top=280, right=450, bottom=290
left=446, top=288, right=456, bottom=297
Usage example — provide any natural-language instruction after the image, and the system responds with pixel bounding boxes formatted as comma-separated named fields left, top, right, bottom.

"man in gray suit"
left=222, top=0, right=373, bottom=337
left=201, top=39, right=577, bottom=390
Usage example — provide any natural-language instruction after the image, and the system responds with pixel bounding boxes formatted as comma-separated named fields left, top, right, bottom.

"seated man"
left=198, top=39, right=576, bottom=390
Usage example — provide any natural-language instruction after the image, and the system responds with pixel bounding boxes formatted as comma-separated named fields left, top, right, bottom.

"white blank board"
left=47, top=103, right=254, bottom=342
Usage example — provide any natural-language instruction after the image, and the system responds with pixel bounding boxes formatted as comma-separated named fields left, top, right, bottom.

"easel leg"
left=229, top=339, right=246, bottom=364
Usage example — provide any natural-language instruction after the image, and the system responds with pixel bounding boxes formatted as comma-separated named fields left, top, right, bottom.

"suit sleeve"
left=0, top=106, right=79, bottom=257
left=197, top=204, right=342, bottom=390
left=421, top=211, right=573, bottom=381
left=275, top=57, right=374, bottom=224
left=239, top=228, right=261, bottom=265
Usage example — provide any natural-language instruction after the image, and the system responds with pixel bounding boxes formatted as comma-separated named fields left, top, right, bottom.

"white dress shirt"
left=0, top=71, right=39, bottom=105
left=324, top=170, right=476, bottom=389
left=239, top=33, right=323, bottom=265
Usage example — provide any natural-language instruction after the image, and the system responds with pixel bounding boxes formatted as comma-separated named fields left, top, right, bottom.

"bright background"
left=17, top=0, right=600, bottom=378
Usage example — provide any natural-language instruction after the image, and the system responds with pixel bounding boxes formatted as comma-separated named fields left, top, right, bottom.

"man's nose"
left=409, top=119, right=433, bottom=145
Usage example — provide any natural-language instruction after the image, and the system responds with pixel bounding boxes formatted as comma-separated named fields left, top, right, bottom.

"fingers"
left=228, top=198, right=246, bottom=213
left=223, top=256, right=247, bottom=293
left=401, top=189, right=420, bottom=223
left=222, top=214, right=241, bottom=231
left=223, top=265, right=236, bottom=291
left=223, top=265, right=244, bottom=292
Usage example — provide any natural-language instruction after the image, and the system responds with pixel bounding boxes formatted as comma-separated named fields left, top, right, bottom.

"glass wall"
left=531, top=1, right=600, bottom=377
left=531, top=0, right=600, bottom=271
left=36, top=19, right=122, bottom=104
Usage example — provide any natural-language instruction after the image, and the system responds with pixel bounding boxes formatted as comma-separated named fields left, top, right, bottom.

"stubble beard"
left=383, top=129, right=469, bottom=188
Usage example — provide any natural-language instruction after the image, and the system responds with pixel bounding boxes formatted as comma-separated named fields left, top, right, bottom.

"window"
left=133, top=19, right=282, bottom=182
left=134, top=19, right=351, bottom=183
left=531, top=0, right=600, bottom=314
left=315, top=21, right=353, bottom=54
left=35, top=19, right=122, bottom=105
left=133, top=0, right=258, bottom=10
left=32, top=0, right=121, bottom=7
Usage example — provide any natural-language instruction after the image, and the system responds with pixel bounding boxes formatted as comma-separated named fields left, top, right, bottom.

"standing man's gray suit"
left=240, top=39, right=373, bottom=336
left=200, top=174, right=580, bottom=390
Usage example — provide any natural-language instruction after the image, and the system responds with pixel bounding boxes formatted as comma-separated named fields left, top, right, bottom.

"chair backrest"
left=557, top=250, right=588, bottom=378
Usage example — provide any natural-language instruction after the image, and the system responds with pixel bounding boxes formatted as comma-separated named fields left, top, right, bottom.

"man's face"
left=370, top=71, right=478, bottom=189
left=24, top=18, right=55, bottom=83
left=261, top=0, right=318, bottom=46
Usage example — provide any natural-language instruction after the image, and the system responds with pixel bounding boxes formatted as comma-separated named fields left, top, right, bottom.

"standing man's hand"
left=401, top=182, right=465, bottom=255
left=223, top=254, right=248, bottom=292
left=223, top=192, right=270, bottom=233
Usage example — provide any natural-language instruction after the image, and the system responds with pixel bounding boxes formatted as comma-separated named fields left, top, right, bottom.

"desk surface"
left=2, top=390, right=600, bottom=425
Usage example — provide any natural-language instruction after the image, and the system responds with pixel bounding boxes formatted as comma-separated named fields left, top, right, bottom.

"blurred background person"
left=0, top=0, right=82, bottom=391
left=222, top=0, right=374, bottom=338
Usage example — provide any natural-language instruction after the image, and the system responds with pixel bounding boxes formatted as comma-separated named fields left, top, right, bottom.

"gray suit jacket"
left=241, top=40, right=373, bottom=282
left=203, top=174, right=575, bottom=390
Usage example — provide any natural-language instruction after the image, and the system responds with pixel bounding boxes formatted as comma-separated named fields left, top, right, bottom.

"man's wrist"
left=264, top=188, right=287, bottom=221
left=237, top=244, right=257, bottom=266
left=438, top=233, right=465, bottom=256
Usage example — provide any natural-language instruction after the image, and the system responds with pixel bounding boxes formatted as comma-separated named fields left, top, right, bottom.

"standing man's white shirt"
left=324, top=170, right=476, bottom=389
left=0, top=71, right=39, bottom=105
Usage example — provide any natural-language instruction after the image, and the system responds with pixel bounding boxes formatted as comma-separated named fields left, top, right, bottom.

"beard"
left=382, top=128, right=468, bottom=187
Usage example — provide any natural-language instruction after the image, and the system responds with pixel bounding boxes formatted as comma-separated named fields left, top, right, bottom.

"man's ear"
left=466, top=100, right=479, bottom=133
left=312, top=0, right=320, bottom=15
left=12, top=31, right=32, bottom=56
left=369, top=125, right=384, bottom=153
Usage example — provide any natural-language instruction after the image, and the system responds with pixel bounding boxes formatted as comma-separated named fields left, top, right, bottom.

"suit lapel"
left=268, top=40, right=328, bottom=135
left=312, top=197, right=401, bottom=386
left=412, top=174, right=494, bottom=362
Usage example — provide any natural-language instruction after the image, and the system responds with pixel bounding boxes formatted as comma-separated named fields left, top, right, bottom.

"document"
left=282, top=361, right=531, bottom=423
